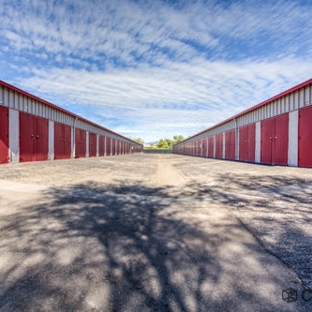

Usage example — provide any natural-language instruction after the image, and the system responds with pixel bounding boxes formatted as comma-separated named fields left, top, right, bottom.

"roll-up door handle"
left=36, top=135, right=40, bottom=139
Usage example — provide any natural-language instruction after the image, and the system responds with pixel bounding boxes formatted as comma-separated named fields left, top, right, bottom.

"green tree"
left=173, top=135, right=184, bottom=144
left=156, top=135, right=184, bottom=150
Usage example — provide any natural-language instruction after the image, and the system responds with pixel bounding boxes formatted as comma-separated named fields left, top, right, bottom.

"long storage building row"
left=0, top=80, right=143, bottom=164
left=173, top=78, right=312, bottom=168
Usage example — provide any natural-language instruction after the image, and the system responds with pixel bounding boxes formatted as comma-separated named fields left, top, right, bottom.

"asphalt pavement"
left=0, top=154, right=311, bottom=311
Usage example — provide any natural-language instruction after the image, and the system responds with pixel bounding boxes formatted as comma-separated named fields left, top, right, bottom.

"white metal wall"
left=288, top=111, right=299, bottom=166
left=48, top=121, right=54, bottom=160
left=9, top=109, right=19, bottom=163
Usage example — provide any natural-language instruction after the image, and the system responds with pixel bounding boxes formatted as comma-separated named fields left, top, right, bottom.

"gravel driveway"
left=0, top=154, right=311, bottom=311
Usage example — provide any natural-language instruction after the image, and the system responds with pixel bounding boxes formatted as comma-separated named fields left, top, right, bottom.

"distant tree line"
left=131, top=135, right=184, bottom=150
left=155, top=135, right=184, bottom=149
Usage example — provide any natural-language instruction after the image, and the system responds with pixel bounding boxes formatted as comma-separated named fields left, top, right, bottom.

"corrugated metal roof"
left=0, top=79, right=142, bottom=146
left=176, top=77, right=312, bottom=145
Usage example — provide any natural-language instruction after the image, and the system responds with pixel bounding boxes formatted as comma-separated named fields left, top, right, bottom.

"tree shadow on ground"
left=181, top=173, right=312, bottom=290
left=0, top=178, right=310, bottom=311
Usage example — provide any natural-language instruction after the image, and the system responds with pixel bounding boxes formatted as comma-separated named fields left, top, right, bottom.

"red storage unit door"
left=200, top=139, right=206, bottom=157
left=117, top=140, right=120, bottom=155
left=106, top=137, right=111, bottom=156
left=274, top=114, right=288, bottom=165
left=202, top=139, right=207, bottom=157
left=208, top=136, right=214, bottom=158
left=299, top=106, right=312, bottom=168
left=215, top=133, right=223, bottom=159
left=0, top=106, right=9, bottom=164
left=75, top=128, right=86, bottom=158
left=89, top=132, right=97, bottom=157
left=112, top=139, right=116, bottom=156
left=63, top=124, right=72, bottom=159
left=36, top=116, right=49, bottom=161
left=99, top=135, right=104, bottom=156
left=225, top=129, right=235, bottom=160
left=261, top=118, right=274, bottom=164
left=54, top=122, right=71, bottom=160
left=20, top=113, right=36, bottom=162
left=261, top=114, right=288, bottom=165
left=20, top=113, right=48, bottom=162
left=239, top=123, right=255, bottom=162
left=200, top=139, right=204, bottom=157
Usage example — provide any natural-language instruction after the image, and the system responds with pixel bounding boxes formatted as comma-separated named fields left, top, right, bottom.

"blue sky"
left=1, top=0, right=312, bottom=142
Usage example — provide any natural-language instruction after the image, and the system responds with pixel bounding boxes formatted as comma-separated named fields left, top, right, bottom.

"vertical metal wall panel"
left=54, top=122, right=72, bottom=160
left=75, top=128, right=86, bottom=158
left=288, top=111, right=298, bottom=167
left=0, top=87, right=4, bottom=105
left=215, top=133, right=223, bottom=159
left=111, top=138, right=114, bottom=156
left=86, top=131, right=89, bottom=157
left=213, top=136, right=216, bottom=158
left=194, top=140, right=198, bottom=156
left=239, top=123, right=255, bottom=162
left=9, top=109, right=19, bottom=162
left=89, top=132, right=97, bottom=157
left=0, top=106, right=9, bottom=163
left=99, top=135, right=105, bottom=156
left=222, top=132, right=225, bottom=159
left=96, top=135, right=99, bottom=157
left=236, top=127, right=240, bottom=160
left=225, top=129, right=235, bottom=160
left=49, top=120, right=54, bottom=160
left=255, top=122, right=261, bottom=163
left=115, top=139, right=118, bottom=155
left=298, top=106, right=312, bottom=167
left=71, top=126, right=74, bottom=158
left=202, top=139, right=206, bottom=157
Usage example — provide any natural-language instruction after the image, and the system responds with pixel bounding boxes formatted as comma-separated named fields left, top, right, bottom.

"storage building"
left=173, top=78, right=312, bottom=168
left=0, top=80, right=143, bottom=164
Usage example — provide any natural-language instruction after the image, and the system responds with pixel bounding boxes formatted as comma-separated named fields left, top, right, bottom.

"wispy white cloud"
left=18, top=56, right=311, bottom=141
left=1, top=0, right=312, bottom=142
